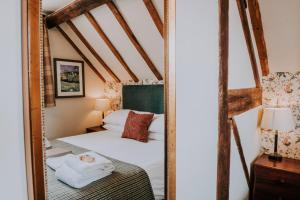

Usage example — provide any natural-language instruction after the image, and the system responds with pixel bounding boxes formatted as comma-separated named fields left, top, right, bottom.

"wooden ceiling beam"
left=66, top=20, right=120, bottom=82
left=56, top=26, right=106, bottom=82
left=46, top=0, right=111, bottom=28
left=236, top=0, right=261, bottom=88
left=248, top=0, right=270, bottom=76
left=85, top=12, right=139, bottom=82
left=228, top=87, right=262, bottom=118
left=143, top=0, right=163, bottom=37
left=107, top=1, right=163, bottom=80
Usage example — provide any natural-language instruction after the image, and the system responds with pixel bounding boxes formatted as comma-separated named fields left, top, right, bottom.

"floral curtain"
left=43, top=18, right=56, bottom=107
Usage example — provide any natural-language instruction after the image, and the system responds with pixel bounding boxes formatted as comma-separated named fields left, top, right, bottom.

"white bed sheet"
left=58, top=130, right=165, bottom=198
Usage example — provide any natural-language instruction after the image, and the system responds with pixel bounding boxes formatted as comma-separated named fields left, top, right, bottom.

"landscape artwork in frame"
left=54, top=58, right=85, bottom=98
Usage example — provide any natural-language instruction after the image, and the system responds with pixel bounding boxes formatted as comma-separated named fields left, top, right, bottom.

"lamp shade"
left=261, top=107, right=295, bottom=132
left=95, top=99, right=110, bottom=111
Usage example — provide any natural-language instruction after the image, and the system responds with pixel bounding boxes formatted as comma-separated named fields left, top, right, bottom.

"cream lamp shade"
left=95, top=99, right=111, bottom=111
left=261, top=107, right=295, bottom=132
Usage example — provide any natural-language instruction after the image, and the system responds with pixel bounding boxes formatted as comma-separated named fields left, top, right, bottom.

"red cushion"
left=122, top=111, right=154, bottom=142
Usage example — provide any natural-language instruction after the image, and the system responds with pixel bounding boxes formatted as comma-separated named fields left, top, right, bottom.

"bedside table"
left=250, top=154, right=300, bottom=200
left=86, top=126, right=106, bottom=133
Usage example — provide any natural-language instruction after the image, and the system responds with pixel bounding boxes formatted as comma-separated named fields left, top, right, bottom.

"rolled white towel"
left=46, top=154, right=74, bottom=170
left=55, top=164, right=111, bottom=189
left=65, top=151, right=115, bottom=174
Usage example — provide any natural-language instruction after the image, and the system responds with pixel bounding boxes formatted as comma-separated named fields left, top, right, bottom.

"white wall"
left=260, top=0, right=300, bottom=72
left=176, top=0, right=260, bottom=199
left=45, top=28, right=105, bottom=139
left=0, top=1, right=28, bottom=200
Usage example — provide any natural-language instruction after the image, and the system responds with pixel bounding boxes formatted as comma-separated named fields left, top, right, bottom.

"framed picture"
left=54, top=58, right=85, bottom=98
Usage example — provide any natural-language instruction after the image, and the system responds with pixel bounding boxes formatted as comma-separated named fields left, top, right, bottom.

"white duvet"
left=58, top=130, right=165, bottom=198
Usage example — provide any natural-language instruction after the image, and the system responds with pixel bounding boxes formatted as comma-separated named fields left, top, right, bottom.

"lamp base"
left=268, top=152, right=282, bottom=162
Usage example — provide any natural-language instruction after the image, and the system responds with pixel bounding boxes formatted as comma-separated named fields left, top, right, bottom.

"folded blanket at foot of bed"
left=47, top=140, right=155, bottom=200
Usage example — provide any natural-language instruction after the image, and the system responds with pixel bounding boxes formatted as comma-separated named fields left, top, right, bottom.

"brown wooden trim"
left=164, top=0, right=176, bottom=199
left=217, top=0, right=231, bottom=199
left=66, top=20, right=120, bottom=82
left=25, top=0, right=45, bottom=199
left=84, top=12, right=139, bottom=82
left=107, top=1, right=163, bottom=80
left=228, top=87, right=262, bottom=118
left=56, top=25, right=106, bottom=82
left=236, top=0, right=261, bottom=88
left=22, top=1, right=35, bottom=199
left=143, top=0, right=164, bottom=37
left=46, top=0, right=111, bottom=28
left=230, top=118, right=250, bottom=187
left=247, top=0, right=269, bottom=76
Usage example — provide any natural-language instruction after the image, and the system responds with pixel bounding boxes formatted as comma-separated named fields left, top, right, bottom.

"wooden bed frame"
left=21, top=0, right=176, bottom=199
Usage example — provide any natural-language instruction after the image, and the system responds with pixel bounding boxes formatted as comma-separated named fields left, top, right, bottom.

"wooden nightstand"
left=250, top=154, right=300, bottom=200
left=86, top=125, right=106, bottom=133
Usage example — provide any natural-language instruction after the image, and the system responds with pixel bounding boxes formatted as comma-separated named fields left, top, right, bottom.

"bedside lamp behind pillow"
left=95, top=98, right=111, bottom=125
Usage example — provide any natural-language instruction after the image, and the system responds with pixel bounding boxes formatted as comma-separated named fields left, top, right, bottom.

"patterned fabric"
left=122, top=111, right=154, bottom=142
left=43, top=19, right=56, bottom=107
left=261, top=72, right=300, bottom=159
left=47, top=140, right=155, bottom=200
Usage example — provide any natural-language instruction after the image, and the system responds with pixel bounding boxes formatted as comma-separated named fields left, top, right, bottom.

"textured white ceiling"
left=43, top=0, right=74, bottom=11
left=47, top=0, right=164, bottom=81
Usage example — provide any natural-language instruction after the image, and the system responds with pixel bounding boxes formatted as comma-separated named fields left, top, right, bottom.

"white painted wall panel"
left=260, top=0, right=300, bottom=72
left=0, top=1, right=28, bottom=199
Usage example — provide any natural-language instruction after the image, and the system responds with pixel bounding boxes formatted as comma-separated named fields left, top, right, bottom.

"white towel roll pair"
left=65, top=151, right=115, bottom=174
left=47, top=151, right=115, bottom=188
left=55, top=164, right=111, bottom=188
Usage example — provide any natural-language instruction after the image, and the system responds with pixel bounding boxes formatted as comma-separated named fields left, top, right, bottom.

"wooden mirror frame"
left=22, top=0, right=176, bottom=200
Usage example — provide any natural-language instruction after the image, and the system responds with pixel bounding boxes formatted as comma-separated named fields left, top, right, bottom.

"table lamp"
left=95, top=98, right=111, bottom=125
left=261, top=107, right=295, bottom=162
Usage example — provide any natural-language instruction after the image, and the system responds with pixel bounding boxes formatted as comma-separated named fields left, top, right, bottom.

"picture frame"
left=54, top=58, right=85, bottom=98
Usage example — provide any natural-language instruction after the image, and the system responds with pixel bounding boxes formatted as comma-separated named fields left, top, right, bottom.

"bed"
left=47, top=85, right=165, bottom=200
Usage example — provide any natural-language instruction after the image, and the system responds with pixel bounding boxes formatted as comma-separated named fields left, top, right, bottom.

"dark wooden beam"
left=66, top=20, right=120, bottom=82
left=248, top=0, right=269, bottom=76
left=46, top=0, right=111, bottom=28
left=228, top=87, right=262, bottom=118
left=230, top=118, right=250, bottom=188
left=107, top=1, right=163, bottom=80
left=143, top=0, right=163, bottom=37
left=217, top=0, right=231, bottom=200
left=56, top=26, right=106, bottom=82
left=236, top=0, right=261, bottom=88
left=84, top=12, right=139, bottom=82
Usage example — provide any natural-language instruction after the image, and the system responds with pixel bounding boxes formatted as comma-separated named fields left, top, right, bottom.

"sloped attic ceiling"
left=259, top=0, right=300, bottom=72
left=43, top=0, right=164, bottom=82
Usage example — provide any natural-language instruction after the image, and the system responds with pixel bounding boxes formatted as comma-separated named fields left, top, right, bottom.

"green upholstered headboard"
left=122, top=85, right=164, bottom=114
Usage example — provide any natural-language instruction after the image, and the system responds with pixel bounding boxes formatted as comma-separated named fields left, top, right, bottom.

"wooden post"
left=217, top=0, right=231, bottom=199
left=231, top=118, right=250, bottom=187
left=236, top=0, right=261, bottom=88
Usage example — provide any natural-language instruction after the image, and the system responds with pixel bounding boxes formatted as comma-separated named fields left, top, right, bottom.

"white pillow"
left=103, top=124, right=124, bottom=133
left=149, top=114, right=164, bottom=134
left=103, top=109, right=130, bottom=126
